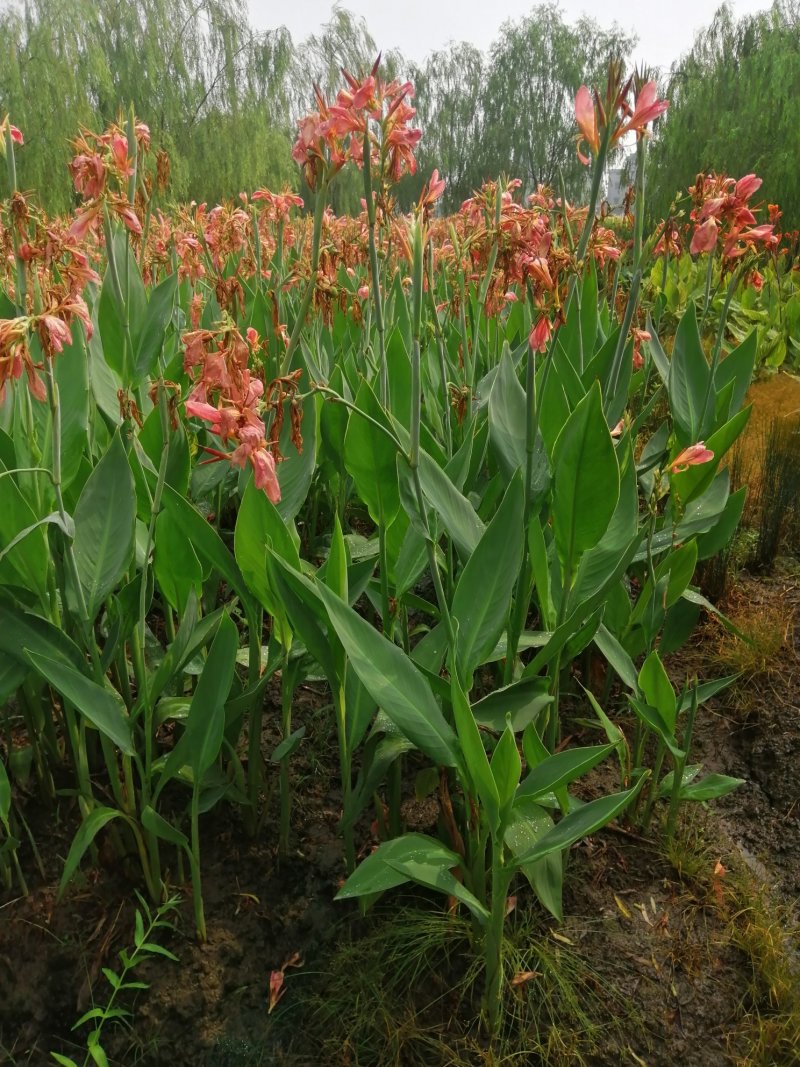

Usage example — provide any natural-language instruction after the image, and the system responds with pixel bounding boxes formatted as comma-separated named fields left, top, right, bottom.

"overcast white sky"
left=247, top=0, right=774, bottom=75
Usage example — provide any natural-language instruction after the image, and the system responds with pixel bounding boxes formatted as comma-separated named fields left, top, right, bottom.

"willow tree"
left=479, top=5, right=634, bottom=199
left=0, top=0, right=295, bottom=208
left=649, top=1, right=800, bottom=227
left=407, top=42, right=486, bottom=211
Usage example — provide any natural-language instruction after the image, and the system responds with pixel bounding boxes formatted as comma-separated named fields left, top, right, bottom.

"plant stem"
left=483, top=835, right=511, bottom=1036
left=666, top=683, right=699, bottom=840
left=190, top=788, right=206, bottom=940
left=278, top=649, right=293, bottom=856
left=334, top=682, right=355, bottom=873
left=363, top=141, right=388, bottom=407
left=281, top=176, right=329, bottom=375
left=632, top=137, right=646, bottom=273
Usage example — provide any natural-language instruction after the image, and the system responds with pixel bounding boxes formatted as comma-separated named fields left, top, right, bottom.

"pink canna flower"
left=529, top=316, right=553, bottom=353
left=574, top=86, right=600, bottom=165
left=38, top=315, right=72, bottom=354
left=115, top=202, right=143, bottom=235
left=690, top=217, right=719, bottom=255
left=186, top=399, right=223, bottom=426
left=249, top=447, right=281, bottom=503
left=738, top=223, right=777, bottom=246
left=268, top=970, right=285, bottom=1014
left=110, top=133, right=132, bottom=177
left=419, top=168, right=446, bottom=213
left=357, top=284, right=370, bottom=299
left=735, top=174, right=762, bottom=201
left=669, top=442, right=714, bottom=474
left=0, top=115, right=23, bottom=147
left=620, top=81, right=669, bottom=138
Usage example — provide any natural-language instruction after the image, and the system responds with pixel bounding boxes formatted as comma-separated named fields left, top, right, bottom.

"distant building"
left=605, top=166, right=627, bottom=216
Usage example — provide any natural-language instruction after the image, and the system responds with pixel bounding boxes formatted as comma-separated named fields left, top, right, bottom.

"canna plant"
left=0, top=55, right=769, bottom=1035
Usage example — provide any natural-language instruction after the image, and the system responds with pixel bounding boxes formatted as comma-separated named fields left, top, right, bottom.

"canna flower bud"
left=669, top=443, right=714, bottom=474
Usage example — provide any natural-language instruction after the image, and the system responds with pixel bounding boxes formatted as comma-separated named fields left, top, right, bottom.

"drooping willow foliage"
left=0, top=0, right=798, bottom=226
left=649, top=1, right=800, bottom=227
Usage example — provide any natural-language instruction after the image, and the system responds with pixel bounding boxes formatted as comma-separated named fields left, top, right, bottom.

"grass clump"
left=716, top=601, right=792, bottom=677
left=260, top=898, right=627, bottom=1067
left=664, top=819, right=800, bottom=1067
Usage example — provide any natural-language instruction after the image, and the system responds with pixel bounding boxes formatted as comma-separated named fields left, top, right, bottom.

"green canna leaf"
left=451, top=473, right=524, bottom=684
left=73, top=430, right=135, bottom=621
left=155, top=613, right=238, bottom=793
left=59, top=806, right=129, bottom=898
left=133, top=271, right=177, bottom=385
left=491, top=720, right=522, bottom=815
left=517, top=744, right=616, bottom=801
left=512, top=778, right=647, bottom=867
left=26, top=650, right=133, bottom=755
left=551, top=382, right=619, bottom=580
left=452, top=676, right=500, bottom=833
left=316, top=582, right=459, bottom=768
left=505, top=797, right=562, bottom=920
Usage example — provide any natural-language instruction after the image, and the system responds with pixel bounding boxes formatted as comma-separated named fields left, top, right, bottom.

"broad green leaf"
left=451, top=677, right=500, bottom=832
left=638, top=651, right=676, bottom=730
left=161, top=485, right=257, bottom=621
left=154, top=509, right=202, bottom=615
left=593, top=624, right=637, bottom=691
left=714, top=330, right=756, bottom=417
left=628, top=697, right=684, bottom=759
left=472, top=676, right=553, bottom=733
left=73, top=430, right=135, bottom=621
left=552, top=382, right=619, bottom=576
left=518, top=744, right=615, bottom=800
left=451, top=473, right=524, bottom=683
left=344, top=380, right=400, bottom=527
left=571, top=440, right=638, bottom=606
left=513, top=779, right=646, bottom=866
left=0, top=605, right=87, bottom=672
left=505, top=797, right=562, bottom=920
left=343, top=725, right=414, bottom=831
left=345, top=668, right=378, bottom=753
left=147, top=599, right=226, bottom=711
left=0, top=457, right=50, bottom=603
left=156, top=613, right=238, bottom=789
left=335, top=833, right=462, bottom=900
left=386, top=854, right=489, bottom=922
left=276, top=389, right=317, bottom=523
left=325, top=513, right=349, bottom=601
left=234, top=479, right=299, bottom=621
left=491, top=720, right=522, bottom=813
left=0, top=652, right=26, bottom=705
left=529, top=517, right=556, bottom=630
left=676, top=773, right=745, bottom=801
left=488, top=345, right=526, bottom=475
left=267, top=554, right=340, bottom=683
left=139, top=404, right=190, bottom=497
left=141, top=805, right=189, bottom=848
left=98, top=228, right=146, bottom=385
left=316, top=583, right=459, bottom=767
left=30, top=331, right=89, bottom=491
left=270, top=725, right=306, bottom=763
left=26, top=651, right=133, bottom=755
left=59, top=806, right=128, bottom=897
left=668, top=304, right=710, bottom=444
left=697, top=487, right=746, bottom=560
left=133, top=272, right=177, bottom=384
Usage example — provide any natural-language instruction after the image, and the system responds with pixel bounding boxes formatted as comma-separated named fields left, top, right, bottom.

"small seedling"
left=51, top=892, right=180, bottom=1067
